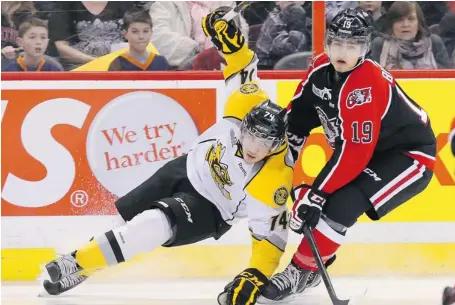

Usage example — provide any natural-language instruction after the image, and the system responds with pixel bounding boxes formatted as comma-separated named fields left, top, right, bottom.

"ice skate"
left=40, top=273, right=88, bottom=296
left=302, top=254, right=337, bottom=289
left=44, top=251, right=83, bottom=283
left=258, top=260, right=312, bottom=303
left=443, top=286, right=455, bottom=305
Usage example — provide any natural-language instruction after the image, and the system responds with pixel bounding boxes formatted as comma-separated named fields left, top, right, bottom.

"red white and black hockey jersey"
left=287, top=54, right=436, bottom=195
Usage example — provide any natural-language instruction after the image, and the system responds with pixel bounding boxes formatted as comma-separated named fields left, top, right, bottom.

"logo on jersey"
left=346, top=87, right=372, bottom=109
left=312, top=84, right=332, bottom=101
left=315, top=107, right=339, bottom=148
left=205, top=142, right=233, bottom=200
left=240, top=83, right=259, bottom=95
left=274, top=186, right=289, bottom=206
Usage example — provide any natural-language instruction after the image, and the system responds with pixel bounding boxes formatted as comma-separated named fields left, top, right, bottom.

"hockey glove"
left=202, top=8, right=245, bottom=54
left=217, top=268, right=268, bottom=305
left=290, top=184, right=328, bottom=232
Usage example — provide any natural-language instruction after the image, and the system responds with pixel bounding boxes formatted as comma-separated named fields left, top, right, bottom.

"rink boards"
left=1, top=75, right=454, bottom=280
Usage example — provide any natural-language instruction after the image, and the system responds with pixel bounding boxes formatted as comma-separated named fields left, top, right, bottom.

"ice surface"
left=2, top=277, right=452, bottom=305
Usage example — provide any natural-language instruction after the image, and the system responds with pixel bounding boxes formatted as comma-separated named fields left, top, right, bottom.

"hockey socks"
left=75, top=209, right=173, bottom=271
left=293, top=218, right=345, bottom=271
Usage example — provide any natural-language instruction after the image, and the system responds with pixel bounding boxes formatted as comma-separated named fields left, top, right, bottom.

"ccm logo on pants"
left=175, top=198, right=193, bottom=223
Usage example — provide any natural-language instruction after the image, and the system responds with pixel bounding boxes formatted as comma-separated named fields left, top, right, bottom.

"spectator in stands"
left=108, top=8, right=168, bottom=71
left=149, top=1, right=248, bottom=69
left=49, top=1, right=134, bottom=69
left=326, top=1, right=357, bottom=24
left=416, top=1, right=447, bottom=27
left=371, top=1, right=453, bottom=69
left=382, top=1, right=448, bottom=28
left=256, top=1, right=311, bottom=70
left=33, top=2, right=55, bottom=22
left=358, top=1, right=387, bottom=36
left=3, top=18, right=61, bottom=71
left=1, top=1, right=35, bottom=63
left=242, top=2, right=277, bottom=26
left=430, top=11, right=455, bottom=65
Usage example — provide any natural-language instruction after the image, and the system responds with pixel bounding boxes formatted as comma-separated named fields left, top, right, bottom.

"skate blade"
left=257, top=295, right=297, bottom=304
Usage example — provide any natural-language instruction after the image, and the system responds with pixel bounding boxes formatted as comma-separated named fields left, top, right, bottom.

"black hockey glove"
left=202, top=8, right=245, bottom=54
left=289, top=184, right=328, bottom=232
left=217, top=268, right=268, bottom=305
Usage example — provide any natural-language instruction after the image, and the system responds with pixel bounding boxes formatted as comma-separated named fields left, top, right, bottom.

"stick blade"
left=335, top=299, right=350, bottom=305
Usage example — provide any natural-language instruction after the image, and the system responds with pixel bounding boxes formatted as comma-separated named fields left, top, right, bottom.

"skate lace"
left=60, top=274, right=85, bottom=289
left=271, top=265, right=303, bottom=293
left=56, top=255, right=79, bottom=277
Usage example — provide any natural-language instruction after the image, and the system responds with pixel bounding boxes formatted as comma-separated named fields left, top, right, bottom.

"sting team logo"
left=346, top=87, right=372, bottom=109
left=274, top=186, right=289, bottom=206
left=205, top=142, right=233, bottom=200
left=315, top=107, right=339, bottom=148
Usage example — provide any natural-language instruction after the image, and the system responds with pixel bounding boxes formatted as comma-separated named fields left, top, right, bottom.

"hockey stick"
left=303, top=225, right=349, bottom=305
left=222, top=1, right=253, bottom=22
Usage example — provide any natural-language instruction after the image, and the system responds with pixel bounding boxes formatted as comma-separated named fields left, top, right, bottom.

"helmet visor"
left=325, top=33, right=369, bottom=59
left=240, top=121, right=282, bottom=154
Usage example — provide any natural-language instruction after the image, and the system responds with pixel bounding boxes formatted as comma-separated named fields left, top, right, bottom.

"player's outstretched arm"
left=202, top=8, right=257, bottom=95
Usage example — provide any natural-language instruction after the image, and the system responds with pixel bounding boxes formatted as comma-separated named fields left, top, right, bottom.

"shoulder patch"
left=274, top=186, right=289, bottom=206
left=240, top=83, right=259, bottom=94
left=346, top=87, right=372, bottom=109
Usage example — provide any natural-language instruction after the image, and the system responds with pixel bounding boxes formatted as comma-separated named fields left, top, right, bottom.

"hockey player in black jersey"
left=259, top=7, right=436, bottom=303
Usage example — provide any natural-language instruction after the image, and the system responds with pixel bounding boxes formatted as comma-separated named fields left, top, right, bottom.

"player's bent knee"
left=149, top=194, right=231, bottom=247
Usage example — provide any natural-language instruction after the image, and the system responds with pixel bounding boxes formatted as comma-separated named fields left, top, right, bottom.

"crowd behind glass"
left=2, top=1, right=454, bottom=71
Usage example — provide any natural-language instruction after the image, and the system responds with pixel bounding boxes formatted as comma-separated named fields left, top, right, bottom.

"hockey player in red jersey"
left=259, top=7, right=436, bottom=302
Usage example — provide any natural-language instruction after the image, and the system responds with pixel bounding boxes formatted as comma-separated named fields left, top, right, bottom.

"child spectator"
left=371, top=1, right=453, bottom=69
left=108, top=8, right=168, bottom=71
left=3, top=18, right=61, bottom=71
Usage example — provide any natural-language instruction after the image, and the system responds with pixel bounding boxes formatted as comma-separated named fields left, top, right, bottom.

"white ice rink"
left=1, top=277, right=451, bottom=305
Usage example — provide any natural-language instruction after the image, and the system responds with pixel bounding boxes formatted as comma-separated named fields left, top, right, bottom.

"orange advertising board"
left=1, top=89, right=216, bottom=216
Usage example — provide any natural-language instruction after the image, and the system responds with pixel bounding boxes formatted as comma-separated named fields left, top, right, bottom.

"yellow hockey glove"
left=202, top=8, right=245, bottom=55
left=217, top=268, right=268, bottom=305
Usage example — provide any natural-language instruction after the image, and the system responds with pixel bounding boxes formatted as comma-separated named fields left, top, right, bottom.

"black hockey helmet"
left=241, top=100, right=288, bottom=152
left=326, top=8, right=374, bottom=57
